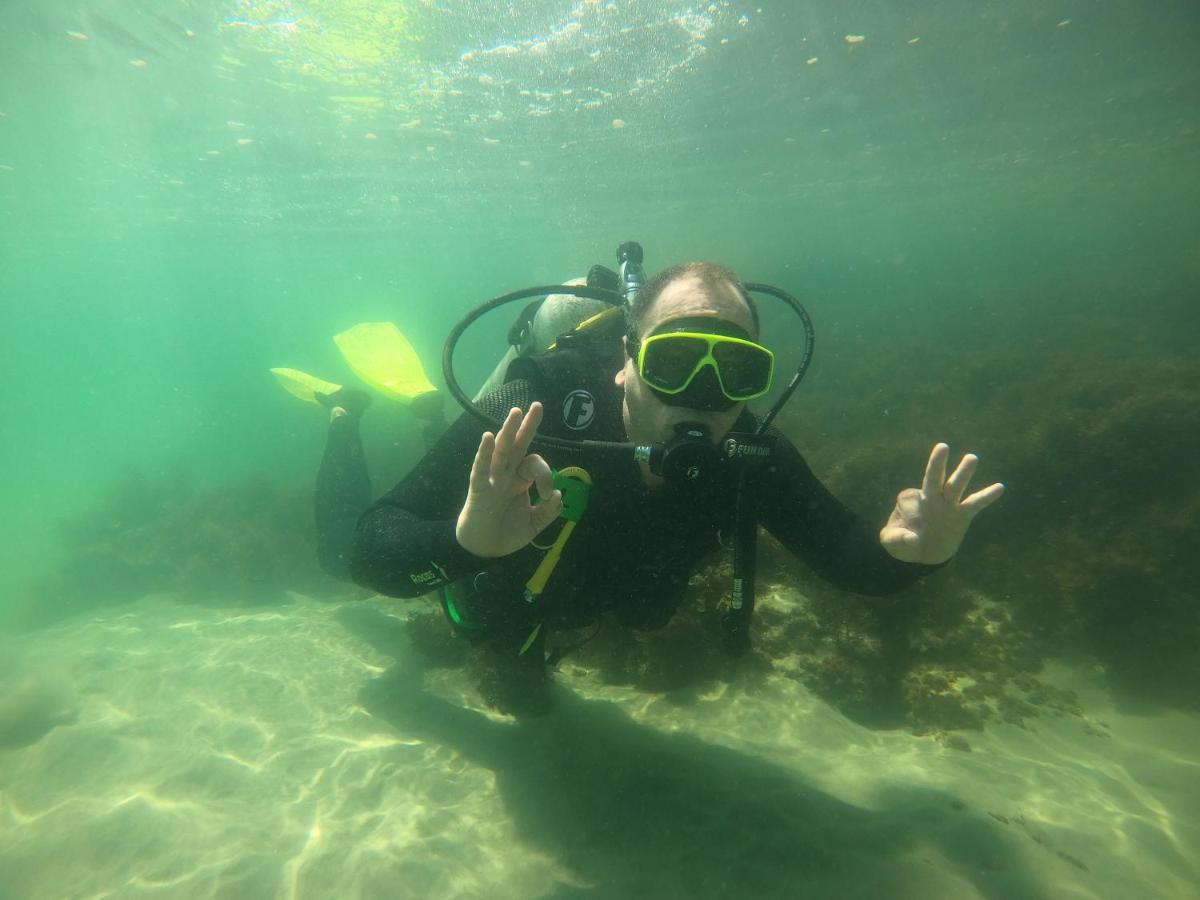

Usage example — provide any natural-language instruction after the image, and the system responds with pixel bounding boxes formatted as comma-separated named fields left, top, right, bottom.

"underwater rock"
left=768, top=305, right=1199, bottom=719
left=17, top=471, right=335, bottom=628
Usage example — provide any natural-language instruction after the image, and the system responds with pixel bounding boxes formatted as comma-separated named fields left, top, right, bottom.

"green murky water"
left=1, top=2, right=1197, bottom=897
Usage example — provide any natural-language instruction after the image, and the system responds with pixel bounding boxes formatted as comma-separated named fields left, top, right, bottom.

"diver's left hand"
left=880, top=443, right=1005, bottom=565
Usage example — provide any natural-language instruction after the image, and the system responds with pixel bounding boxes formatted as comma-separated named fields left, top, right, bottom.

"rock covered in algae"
left=16, top=470, right=339, bottom=628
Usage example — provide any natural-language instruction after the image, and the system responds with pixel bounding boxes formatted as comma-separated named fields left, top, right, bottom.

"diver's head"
left=615, top=262, right=771, bottom=475
left=624, top=261, right=761, bottom=342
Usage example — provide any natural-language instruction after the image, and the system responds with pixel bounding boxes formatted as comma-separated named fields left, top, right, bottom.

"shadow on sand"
left=341, top=607, right=1055, bottom=900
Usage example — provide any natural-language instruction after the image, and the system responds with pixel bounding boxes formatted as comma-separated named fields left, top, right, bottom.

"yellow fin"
left=270, top=368, right=342, bottom=404
left=334, top=322, right=437, bottom=404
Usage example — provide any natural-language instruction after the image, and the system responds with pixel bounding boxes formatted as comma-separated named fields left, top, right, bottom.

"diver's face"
left=615, top=273, right=757, bottom=481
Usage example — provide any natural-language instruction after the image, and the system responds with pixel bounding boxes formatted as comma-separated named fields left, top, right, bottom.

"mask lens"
left=642, top=336, right=708, bottom=390
left=713, top=341, right=772, bottom=398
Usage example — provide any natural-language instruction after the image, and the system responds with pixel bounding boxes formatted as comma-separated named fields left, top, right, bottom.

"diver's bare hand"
left=456, top=402, right=563, bottom=558
left=880, top=443, right=1005, bottom=565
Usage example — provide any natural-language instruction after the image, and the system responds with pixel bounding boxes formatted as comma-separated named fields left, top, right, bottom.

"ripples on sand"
left=0, top=592, right=1196, bottom=898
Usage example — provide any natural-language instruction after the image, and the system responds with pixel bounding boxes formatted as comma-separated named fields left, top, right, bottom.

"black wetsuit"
left=345, top=344, right=936, bottom=639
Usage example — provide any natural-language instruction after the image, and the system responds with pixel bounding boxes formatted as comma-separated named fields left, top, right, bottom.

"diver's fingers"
left=944, top=453, right=979, bottom=503
left=894, top=487, right=923, bottom=522
left=469, top=431, right=496, bottom=492
left=511, top=402, right=544, bottom=460
left=490, top=407, right=523, bottom=479
left=960, top=482, right=1006, bottom=517
left=921, top=443, right=949, bottom=497
left=880, top=525, right=920, bottom=548
left=518, top=452, right=555, bottom=498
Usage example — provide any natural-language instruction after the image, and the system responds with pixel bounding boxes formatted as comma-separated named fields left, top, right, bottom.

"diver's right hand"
left=456, top=402, right=563, bottom=558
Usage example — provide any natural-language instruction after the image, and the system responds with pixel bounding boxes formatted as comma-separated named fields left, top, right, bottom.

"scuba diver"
left=276, top=246, right=1004, bottom=716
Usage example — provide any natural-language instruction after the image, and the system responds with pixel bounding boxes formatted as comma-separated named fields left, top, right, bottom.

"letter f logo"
left=562, top=389, right=595, bottom=430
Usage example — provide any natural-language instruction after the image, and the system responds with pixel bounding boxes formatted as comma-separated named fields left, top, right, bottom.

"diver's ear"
left=615, top=336, right=629, bottom=388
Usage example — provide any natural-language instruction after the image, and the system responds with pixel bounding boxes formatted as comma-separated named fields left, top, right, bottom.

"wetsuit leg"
left=314, top=415, right=371, bottom=578
left=410, top=391, right=449, bottom=450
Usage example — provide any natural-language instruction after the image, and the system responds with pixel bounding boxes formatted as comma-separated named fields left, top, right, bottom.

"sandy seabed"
left=0, top=593, right=1196, bottom=900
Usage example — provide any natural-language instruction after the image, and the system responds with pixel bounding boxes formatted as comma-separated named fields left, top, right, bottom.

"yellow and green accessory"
left=441, top=467, right=592, bottom=656
left=631, top=317, right=775, bottom=405
left=518, top=466, right=591, bottom=655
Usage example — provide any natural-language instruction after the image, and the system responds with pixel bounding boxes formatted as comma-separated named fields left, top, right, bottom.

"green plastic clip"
left=537, top=468, right=590, bottom=522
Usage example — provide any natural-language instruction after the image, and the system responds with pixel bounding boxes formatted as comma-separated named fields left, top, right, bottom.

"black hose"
left=441, top=281, right=814, bottom=450
left=743, top=282, right=815, bottom=434
left=441, top=283, right=633, bottom=454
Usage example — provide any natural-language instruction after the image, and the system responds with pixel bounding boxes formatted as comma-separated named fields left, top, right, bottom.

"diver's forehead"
left=643, top=274, right=755, bottom=336
left=649, top=316, right=751, bottom=340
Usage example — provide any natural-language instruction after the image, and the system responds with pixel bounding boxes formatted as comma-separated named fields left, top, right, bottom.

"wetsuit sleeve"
left=348, top=381, right=534, bottom=598
left=754, top=433, right=941, bottom=595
